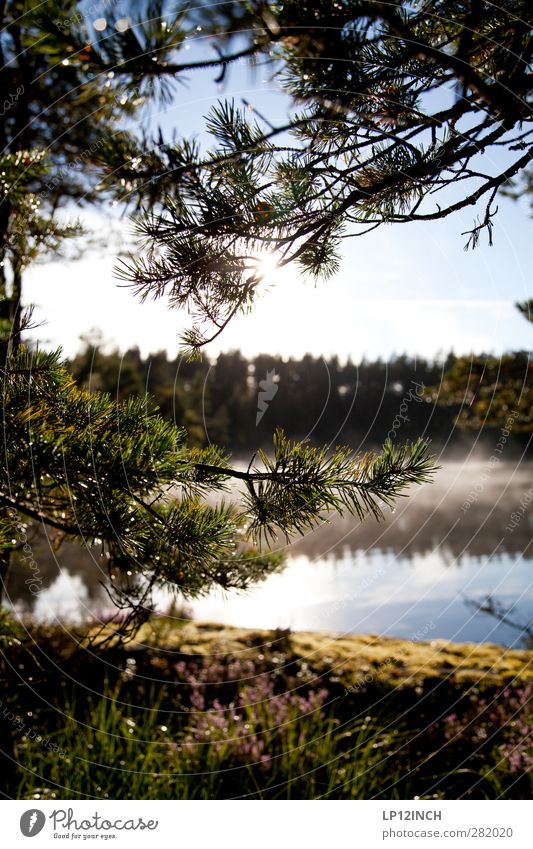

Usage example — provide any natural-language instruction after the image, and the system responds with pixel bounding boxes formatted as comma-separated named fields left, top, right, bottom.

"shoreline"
left=130, top=620, right=533, bottom=688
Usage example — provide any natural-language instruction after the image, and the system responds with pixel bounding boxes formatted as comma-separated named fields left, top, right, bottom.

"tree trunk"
left=0, top=548, right=16, bottom=799
left=10, top=263, right=22, bottom=356
left=0, top=544, right=10, bottom=605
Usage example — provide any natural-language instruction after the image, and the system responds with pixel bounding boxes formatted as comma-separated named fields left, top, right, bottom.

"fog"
left=7, top=459, right=532, bottom=630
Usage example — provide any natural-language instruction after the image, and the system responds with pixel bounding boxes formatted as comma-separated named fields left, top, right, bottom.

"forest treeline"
left=68, top=345, right=527, bottom=453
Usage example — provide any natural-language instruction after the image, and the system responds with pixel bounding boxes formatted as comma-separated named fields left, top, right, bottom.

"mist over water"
left=6, top=460, right=533, bottom=647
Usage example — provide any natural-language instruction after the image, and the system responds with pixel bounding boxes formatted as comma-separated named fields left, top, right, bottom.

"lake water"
left=6, top=460, right=533, bottom=647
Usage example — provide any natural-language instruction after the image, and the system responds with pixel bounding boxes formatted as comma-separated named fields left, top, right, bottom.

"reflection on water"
left=5, top=461, right=533, bottom=646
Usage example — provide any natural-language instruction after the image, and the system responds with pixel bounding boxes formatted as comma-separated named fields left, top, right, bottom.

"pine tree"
left=0, top=0, right=199, bottom=358
left=2, top=346, right=435, bottom=638
left=113, top=0, right=533, bottom=354
left=431, top=302, right=533, bottom=432
left=0, top=1, right=443, bottom=635
left=1, top=0, right=199, bottom=612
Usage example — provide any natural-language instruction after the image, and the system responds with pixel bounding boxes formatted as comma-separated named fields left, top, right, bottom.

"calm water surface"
left=6, top=461, right=533, bottom=647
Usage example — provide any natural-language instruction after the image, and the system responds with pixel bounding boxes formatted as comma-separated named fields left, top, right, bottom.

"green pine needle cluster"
left=2, top=350, right=437, bottom=623
left=113, top=0, right=533, bottom=353
left=240, top=429, right=436, bottom=543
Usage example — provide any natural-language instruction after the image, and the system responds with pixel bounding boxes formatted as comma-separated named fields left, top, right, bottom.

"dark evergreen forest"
left=69, top=345, right=529, bottom=452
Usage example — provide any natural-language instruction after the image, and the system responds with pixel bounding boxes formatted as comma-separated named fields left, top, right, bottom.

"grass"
left=15, top=680, right=409, bottom=800
left=3, top=619, right=533, bottom=800
left=136, top=620, right=533, bottom=687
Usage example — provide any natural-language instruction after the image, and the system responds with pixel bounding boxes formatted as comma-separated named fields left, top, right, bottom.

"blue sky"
left=26, top=41, right=533, bottom=361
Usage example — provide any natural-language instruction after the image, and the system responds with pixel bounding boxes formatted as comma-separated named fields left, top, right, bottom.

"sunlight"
left=252, top=250, right=281, bottom=281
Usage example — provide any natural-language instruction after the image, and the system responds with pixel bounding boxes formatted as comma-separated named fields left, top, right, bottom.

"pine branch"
left=1, top=349, right=438, bottom=615
left=114, top=0, right=533, bottom=351
left=196, top=430, right=438, bottom=543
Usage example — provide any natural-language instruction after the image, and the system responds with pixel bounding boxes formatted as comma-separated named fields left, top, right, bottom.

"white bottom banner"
left=1, top=800, right=532, bottom=848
